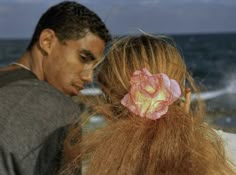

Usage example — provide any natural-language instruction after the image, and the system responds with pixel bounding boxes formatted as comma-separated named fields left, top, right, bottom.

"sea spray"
left=192, top=77, right=236, bottom=101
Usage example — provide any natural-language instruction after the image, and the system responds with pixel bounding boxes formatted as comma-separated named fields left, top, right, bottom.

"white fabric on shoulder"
left=215, top=129, right=236, bottom=163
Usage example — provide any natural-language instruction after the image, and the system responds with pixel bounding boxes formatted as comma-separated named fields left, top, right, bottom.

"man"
left=0, top=1, right=111, bottom=175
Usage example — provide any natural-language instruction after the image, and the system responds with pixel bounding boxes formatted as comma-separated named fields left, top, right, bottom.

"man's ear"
left=38, top=29, right=56, bottom=55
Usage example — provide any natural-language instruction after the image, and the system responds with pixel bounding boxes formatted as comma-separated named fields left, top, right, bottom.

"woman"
left=61, top=34, right=236, bottom=175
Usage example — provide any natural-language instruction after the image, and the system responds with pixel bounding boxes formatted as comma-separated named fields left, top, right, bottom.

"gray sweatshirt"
left=0, top=69, right=81, bottom=175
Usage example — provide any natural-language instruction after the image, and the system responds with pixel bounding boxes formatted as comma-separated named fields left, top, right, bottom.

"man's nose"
left=81, top=69, right=93, bottom=83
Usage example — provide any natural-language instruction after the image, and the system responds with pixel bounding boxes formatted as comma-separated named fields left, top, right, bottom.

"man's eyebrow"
left=80, top=49, right=96, bottom=61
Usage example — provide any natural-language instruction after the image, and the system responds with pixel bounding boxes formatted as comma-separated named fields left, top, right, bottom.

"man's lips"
left=73, top=84, right=84, bottom=90
left=71, top=83, right=84, bottom=95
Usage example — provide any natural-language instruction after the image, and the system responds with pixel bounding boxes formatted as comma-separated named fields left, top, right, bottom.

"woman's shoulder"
left=215, top=129, right=236, bottom=163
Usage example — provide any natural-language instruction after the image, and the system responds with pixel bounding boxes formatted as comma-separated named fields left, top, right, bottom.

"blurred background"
left=0, top=0, right=236, bottom=132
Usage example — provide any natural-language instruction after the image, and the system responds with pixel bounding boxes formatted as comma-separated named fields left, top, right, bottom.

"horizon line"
left=0, top=31, right=236, bottom=40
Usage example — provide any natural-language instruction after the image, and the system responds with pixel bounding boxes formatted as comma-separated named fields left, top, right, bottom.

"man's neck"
left=17, top=47, right=45, bottom=80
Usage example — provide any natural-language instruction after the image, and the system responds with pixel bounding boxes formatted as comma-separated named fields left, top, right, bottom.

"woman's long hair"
left=61, top=35, right=235, bottom=175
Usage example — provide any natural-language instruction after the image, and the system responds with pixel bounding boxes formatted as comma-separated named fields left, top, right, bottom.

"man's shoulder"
left=0, top=68, right=37, bottom=87
left=0, top=78, right=81, bottom=124
left=0, top=69, right=77, bottom=109
left=1, top=78, right=76, bottom=106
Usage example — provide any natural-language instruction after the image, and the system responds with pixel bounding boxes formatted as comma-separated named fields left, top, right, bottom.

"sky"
left=0, top=0, right=236, bottom=38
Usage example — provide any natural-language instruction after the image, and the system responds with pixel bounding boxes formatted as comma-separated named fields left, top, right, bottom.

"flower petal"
left=147, top=106, right=168, bottom=120
left=160, top=73, right=171, bottom=89
left=142, top=68, right=153, bottom=76
left=170, top=79, right=181, bottom=99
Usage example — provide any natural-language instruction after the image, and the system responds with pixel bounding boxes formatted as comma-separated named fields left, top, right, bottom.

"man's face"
left=43, top=32, right=105, bottom=96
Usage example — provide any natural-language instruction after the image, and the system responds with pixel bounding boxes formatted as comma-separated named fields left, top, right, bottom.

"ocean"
left=0, top=33, right=236, bottom=132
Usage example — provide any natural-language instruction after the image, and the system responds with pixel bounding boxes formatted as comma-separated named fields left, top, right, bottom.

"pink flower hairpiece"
left=121, top=68, right=181, bottom=120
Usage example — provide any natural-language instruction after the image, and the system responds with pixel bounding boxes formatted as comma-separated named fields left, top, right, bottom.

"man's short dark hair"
left=27, top=1, right=111, bottom=50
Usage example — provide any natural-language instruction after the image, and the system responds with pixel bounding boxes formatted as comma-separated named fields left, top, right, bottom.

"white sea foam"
left=192, top=78, right=236, bottom=101
left=80, top=88, right=102, bottom=96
